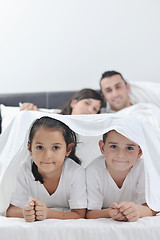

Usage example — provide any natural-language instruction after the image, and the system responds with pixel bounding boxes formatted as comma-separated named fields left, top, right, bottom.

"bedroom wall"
left=0, top=0, right=160, bottom=93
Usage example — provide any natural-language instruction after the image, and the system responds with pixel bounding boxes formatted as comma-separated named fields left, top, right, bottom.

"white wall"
left=0, top=0, right=160, bottom=93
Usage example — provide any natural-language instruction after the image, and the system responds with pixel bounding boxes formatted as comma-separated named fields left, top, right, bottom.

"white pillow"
left=0, top=104, right=61, bottom=133
left=0, top=104, right=20, bottom=133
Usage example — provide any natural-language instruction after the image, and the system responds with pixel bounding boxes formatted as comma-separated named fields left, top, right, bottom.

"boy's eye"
left=126, top=146, right=134, bottom=151
left=36, top=146, right=43, bottom=150
left=110, top=145, right=117, bottom=149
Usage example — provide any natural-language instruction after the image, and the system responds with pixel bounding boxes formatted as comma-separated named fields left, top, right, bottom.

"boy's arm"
left=86, top=203, right=126, bottom=221
left=118, top=202, right=158, bottom=222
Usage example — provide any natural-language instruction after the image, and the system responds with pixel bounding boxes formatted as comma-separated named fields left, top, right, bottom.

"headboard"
left=0, top=91, right=77, bottom=134
left=0, top=91, right=77, bottom=109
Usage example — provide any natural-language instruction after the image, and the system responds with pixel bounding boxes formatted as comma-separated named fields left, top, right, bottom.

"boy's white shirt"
left=0, top=111, right=160, bottom=214
left=11, top=157, right=87, bottom=209
left=86, top=155, right=145, bottom=210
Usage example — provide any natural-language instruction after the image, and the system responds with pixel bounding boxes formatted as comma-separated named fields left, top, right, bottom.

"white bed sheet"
left=0, top=215, right=160, bottom=240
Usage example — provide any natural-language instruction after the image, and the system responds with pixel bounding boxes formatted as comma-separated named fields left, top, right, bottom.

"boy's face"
left=99, top=130, right=142, bottom=173
left=100, top=75, right=130, bottom=111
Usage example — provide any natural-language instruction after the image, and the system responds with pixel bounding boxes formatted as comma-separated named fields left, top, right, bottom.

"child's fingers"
left=35, top=210, right=44, bottom=219
left=110, top=202, right=119, bottom=209
left=23, top=208, right=36, bottom=222
left=118, top=201, right=131, bottom=212
left=116, top=214, right=127, bottom=221
left=24, top=203, right=34, bottom=211
left=24, top=209, right=35, bottom=216
left=123, top=208, right=139, bottom=222
left=25, top=214, right=36, bottom=222
left=34, top=200, right=44, bottom=206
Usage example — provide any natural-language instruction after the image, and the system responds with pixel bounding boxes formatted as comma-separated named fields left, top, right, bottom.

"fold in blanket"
left=0, top=111, right=160, bottom=215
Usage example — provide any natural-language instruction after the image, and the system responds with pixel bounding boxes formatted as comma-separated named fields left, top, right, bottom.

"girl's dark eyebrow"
left=35, top=142, right=62, bottom=145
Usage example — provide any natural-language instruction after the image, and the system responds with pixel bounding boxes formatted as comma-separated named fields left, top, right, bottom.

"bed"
left=0, top=82, right=160, bottom=240
left=1, top=215, right=160, bottom=240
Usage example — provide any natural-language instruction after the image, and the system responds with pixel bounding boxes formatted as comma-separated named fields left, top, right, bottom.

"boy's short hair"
left=102, top=131, right=109, bottom=143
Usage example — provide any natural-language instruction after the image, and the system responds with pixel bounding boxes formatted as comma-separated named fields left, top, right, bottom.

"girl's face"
left=99, top=130, right=142, bottom=174
left=28, top=127, right=72, bottom=177
left=71, top=98, right=101, bottom=115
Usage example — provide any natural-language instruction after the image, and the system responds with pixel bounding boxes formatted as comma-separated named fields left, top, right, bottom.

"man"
left=99, top=70, right=160, bottom=131
left=100, top=71, right=131, bottom=113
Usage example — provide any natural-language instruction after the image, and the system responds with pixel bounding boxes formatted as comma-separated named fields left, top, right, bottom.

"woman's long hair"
left=60, top=88, right=104, bottom=115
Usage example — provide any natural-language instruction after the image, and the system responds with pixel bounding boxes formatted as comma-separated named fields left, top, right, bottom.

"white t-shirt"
left=11, top=157, right=87, bottom=210
left=86, top=155, right=145, bottom=210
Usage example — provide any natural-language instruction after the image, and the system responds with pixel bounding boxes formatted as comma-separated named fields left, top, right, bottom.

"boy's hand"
left=109, top=203, right=126, bottom=221
left=34, top=200, right=48, bottom=221
left=23, top=200, right=36, bottom=222
left=118, top=201, right=140, bottom=222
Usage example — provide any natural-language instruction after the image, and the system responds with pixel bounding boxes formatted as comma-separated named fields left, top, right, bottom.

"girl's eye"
left=126, top=146, right=134, bottom=151
left=37, top=146, right=43, bottom=150
left=110, top=145, right=117, bottom=149
left=53, top=146, right=60, bottom=150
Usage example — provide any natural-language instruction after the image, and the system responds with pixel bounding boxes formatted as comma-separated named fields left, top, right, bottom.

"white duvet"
left=1, top=80, right=160, bottom=240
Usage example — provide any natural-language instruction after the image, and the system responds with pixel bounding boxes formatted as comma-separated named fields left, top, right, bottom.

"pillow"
left=0, top=104, right=20, bottom=133
left=0, top=104, right=61, bottom=133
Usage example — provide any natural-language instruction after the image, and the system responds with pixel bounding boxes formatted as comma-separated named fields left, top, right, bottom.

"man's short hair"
left=100, top=71, right=127, bottom=86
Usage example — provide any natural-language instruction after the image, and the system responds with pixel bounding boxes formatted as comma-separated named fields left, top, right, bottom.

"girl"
left=86, top=129, right=157, bottom=222
left=6, top=116, right=87, bottom=222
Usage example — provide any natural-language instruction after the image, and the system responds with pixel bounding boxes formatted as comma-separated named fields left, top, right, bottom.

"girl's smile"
left=28, top=127, right=71, bottom=177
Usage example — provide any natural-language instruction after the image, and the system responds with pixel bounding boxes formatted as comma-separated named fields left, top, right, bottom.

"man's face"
left=100, top=74, right=131, bottom=111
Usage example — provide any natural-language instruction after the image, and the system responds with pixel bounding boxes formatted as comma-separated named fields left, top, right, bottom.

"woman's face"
left=71, top=98, right=101, bottom=115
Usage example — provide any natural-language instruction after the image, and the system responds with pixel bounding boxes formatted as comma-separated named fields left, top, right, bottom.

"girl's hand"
left=118, top=201, right=140, bottom=222
left=109, top=203, right=126, bottom=221
left=34, top=200, right=48, bottom=221
left=23, top=200, right=35, bottom=222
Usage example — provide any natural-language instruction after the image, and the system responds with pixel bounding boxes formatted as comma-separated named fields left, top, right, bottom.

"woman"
left=60, top=88, right=104, bottom=115
left=20, top=88, right=104, bottom=115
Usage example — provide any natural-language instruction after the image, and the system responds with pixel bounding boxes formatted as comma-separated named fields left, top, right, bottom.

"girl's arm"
left=6, top=204, right=24, bottom=218
left=46, top=208, right=86, bottom=220
left=7, top=202, right=36, bottom=222
left=35, top=199, right=86, bottom=220
left=86, top=208, right=110, bottom=219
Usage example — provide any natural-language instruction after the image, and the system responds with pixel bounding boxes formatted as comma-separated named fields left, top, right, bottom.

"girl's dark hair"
left=29, top=116, right=80, bottom=183
left=60, top=88, right=104, bottom=115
